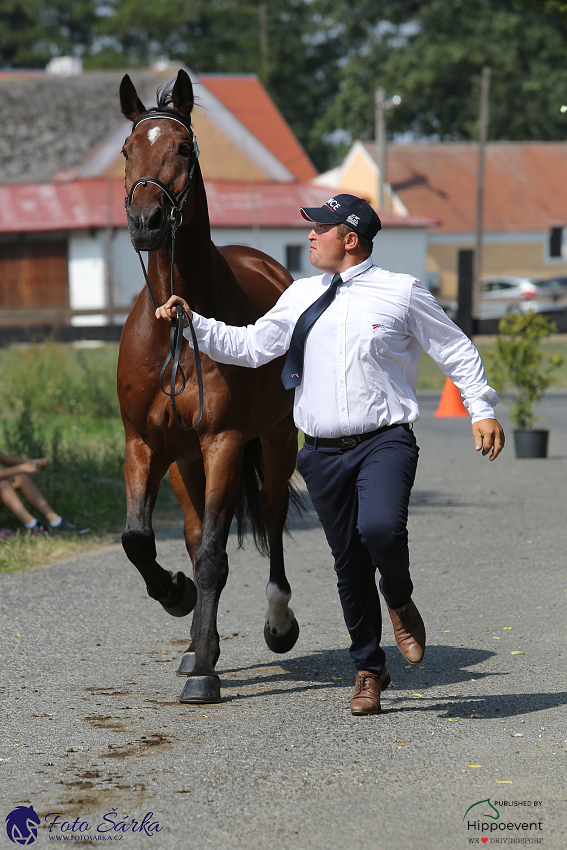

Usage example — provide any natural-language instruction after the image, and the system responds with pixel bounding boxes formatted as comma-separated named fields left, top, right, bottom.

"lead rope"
left=135, top=218, right=203, bottom=431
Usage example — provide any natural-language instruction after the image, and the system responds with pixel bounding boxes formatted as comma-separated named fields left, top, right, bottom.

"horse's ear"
left=120, top=74, right=146, bottom=121
left=172, top=69, right=194, bottom=118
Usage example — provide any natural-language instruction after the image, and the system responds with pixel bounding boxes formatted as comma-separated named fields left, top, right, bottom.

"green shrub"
left=485, top=313, right=564, bottom=430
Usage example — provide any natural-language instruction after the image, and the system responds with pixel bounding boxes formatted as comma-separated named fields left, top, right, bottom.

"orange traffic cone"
left=435, top=377, right=469, bottom=418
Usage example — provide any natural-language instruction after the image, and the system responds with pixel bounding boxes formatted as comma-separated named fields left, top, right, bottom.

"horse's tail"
left=235, top=437, right=304, bottom=557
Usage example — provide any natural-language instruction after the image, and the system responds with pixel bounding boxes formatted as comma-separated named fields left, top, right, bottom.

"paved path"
left=1, top=394, right=566, bottom=849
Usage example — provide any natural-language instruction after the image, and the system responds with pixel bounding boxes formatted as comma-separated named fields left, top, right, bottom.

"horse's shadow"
left=215, top=645, right=565, bottom=719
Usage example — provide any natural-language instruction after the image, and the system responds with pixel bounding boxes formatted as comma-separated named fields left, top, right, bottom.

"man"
left=156, top=194, right=504, bottom=716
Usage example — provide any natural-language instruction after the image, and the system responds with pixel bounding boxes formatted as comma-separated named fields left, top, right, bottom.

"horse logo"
left=463, top=798, right=500, bottom=822
left=5, top=805, right=40, bottom=845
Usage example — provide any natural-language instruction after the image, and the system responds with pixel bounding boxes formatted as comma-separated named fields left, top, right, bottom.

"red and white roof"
left=0, top=178, right=434, bottom=234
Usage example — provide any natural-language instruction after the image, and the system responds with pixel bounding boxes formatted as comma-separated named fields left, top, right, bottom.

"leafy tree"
left=317, top=0, right=567, bottom=162
left=0, top=0, right=98, bottom=68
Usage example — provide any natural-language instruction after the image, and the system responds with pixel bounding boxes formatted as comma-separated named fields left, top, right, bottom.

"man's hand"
left=155, top=296, right=192, bottom=328
left=472, top=418, right=505, bottom=461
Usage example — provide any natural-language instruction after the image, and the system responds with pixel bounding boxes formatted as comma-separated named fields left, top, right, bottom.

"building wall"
left=68, top=232, right=107, bottom=325
left=63, top=223, right=428, bottom=325
left=429, top=233, right=567, bottom=298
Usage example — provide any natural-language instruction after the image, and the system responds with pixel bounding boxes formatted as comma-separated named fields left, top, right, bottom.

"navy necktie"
left=281, top=273, right=342, bottom=389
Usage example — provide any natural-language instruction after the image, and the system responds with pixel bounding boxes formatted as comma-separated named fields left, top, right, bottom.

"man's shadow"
left=218, top=645, right=566, bottom=719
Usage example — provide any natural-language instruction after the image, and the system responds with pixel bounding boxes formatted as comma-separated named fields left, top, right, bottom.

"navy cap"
left=300, top=194, right=382, bottom=241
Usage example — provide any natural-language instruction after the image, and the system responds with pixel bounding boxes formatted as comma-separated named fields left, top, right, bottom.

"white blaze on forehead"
left=147, top=127, right=162, bottom=145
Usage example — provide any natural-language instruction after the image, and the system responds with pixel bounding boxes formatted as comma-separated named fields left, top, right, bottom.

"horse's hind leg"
left=261, top=417, right=300, bottom=654
left=121, top=427, right=197, bottom=616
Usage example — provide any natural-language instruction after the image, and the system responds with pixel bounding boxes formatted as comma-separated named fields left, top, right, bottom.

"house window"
left=286, top=245, right=303, bottom=272
left=549, top=227, right=563, bottom=259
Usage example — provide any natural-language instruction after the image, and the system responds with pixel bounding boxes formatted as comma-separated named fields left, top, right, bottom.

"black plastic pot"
left=513, top=429, right=549, bottom=458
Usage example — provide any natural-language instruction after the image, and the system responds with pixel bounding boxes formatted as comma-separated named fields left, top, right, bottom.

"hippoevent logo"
left=5, top=805, right=40, bottom=845
left=463, top=797, right=544, bottom=844
left=5, top=804, right=164, bottom=843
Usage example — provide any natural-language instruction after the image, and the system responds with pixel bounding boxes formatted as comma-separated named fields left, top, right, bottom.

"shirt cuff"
left=183, top=311, right=207, bottom=346
left=468, top=392, right=499, bottom=424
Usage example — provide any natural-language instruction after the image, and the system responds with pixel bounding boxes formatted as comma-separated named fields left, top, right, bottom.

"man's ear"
left=344, top=230, right=360, bottom=251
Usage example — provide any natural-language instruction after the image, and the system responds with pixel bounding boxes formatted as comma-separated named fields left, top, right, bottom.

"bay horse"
left=117, top=69, right=301, bottom=703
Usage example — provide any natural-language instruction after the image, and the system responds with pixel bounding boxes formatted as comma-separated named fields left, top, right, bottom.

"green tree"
left=317, top=0, right=567, bottom=161
left=0, top=0, right=98, bottom=68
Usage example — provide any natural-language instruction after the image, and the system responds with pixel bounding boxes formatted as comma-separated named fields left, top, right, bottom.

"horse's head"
left=120, top=69, right=197, bottom=252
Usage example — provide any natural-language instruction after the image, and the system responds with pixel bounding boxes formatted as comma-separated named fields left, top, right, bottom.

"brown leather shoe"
left=387, top=599, right=426, bottom=664
left=350, top=666, right=391, bottom=716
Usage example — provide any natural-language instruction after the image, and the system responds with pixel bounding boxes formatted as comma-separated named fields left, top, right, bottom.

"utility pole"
left=473, top=66, right=491, bottom=321
left=374, top=88, right=401, bottom=210
left=259, top=2, right=269, bottom=82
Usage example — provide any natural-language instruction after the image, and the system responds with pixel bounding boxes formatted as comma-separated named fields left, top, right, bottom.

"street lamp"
left=374, top=88, right=402, bottom=210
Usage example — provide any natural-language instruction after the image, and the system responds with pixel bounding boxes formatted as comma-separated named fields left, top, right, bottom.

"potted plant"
left=486, top=312, right=564, bottom=458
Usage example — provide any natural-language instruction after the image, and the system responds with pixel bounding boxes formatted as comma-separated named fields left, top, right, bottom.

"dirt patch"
left=102, top=732, right=172, bottom=759
left=84, top=715, right=131, bottom=733
left=85, top=687, right=132, bottom=696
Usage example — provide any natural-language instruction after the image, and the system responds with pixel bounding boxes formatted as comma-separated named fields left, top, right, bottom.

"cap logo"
left=326, top=197, right=341, bottom=210
left=346, top=214, right=360, bottom=226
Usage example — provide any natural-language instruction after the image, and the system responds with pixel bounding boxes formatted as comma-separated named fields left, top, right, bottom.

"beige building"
left=314, top=140, right=567, bottom=298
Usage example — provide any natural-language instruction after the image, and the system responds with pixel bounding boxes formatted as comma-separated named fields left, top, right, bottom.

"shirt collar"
left=324, top=255, right=373, bottom=286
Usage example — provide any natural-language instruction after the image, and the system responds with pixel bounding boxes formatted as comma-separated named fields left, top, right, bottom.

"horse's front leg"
left=179, top=435, right=243, bottom=704
left=121, top=426, right=197, bottom=616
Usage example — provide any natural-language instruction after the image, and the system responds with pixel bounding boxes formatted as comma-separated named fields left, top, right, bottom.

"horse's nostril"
left=147, top=206, right=164, bottom=231
left=127, top=209, right=140, bottom=230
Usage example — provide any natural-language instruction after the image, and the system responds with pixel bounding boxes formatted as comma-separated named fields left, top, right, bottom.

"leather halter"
left=124, top=112, right=203, bottom=432
left=124, top=112, right=200, bottom=230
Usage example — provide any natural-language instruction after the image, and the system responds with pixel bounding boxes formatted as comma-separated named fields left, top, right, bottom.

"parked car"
left=478, top=276, right=567, bottom=320
left=532, top=276, right=567, bottom=301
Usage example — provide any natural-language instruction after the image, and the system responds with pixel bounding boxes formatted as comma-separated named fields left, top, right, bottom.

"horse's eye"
left=121, top=148, right=128, bottom=160
left=179, top=143, right=191, bottom=157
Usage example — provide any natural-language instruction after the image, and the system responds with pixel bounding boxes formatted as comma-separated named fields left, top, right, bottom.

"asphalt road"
left=1, top=393, right=566, bottom=850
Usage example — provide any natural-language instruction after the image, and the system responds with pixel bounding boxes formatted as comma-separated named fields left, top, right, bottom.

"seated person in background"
left=0, top=451, right=90, bottom=536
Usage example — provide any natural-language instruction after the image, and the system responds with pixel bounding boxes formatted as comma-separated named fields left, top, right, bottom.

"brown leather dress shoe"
left=387, top=599, right=426, bottom=664
left=350, top=666, right=391, bottom=716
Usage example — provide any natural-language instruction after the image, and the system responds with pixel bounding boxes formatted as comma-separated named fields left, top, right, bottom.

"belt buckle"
left=340, top=435, right=360, bottom=450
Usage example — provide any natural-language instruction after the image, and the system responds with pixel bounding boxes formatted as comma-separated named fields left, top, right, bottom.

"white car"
left=478, top=276, right=567, bottom=320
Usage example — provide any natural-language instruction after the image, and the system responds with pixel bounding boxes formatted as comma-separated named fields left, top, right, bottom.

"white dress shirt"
left=184, top=256, right=498, bottom=438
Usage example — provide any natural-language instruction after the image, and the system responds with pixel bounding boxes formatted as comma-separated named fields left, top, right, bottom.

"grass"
left=0, top=341, right=180, bottom=573
left=1, top=335, right=566, bottom=573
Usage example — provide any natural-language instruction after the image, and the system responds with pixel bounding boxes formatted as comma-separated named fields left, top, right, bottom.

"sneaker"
left=28, top=521, right=51, bottom=536
left=55, top=518, right=91, bottom=535
left=0, top=528, right=14, bottom=540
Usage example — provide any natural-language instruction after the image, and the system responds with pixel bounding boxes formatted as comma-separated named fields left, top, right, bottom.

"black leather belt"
left=304, top=423, right=410, bottom=451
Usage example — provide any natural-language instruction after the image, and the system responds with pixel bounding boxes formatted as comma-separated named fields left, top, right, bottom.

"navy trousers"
left=297, top=425, right=419, bottom=674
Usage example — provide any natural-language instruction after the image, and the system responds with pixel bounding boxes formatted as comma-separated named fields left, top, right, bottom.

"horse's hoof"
left=264, top=616, right=299, bottom=654
left=159, top=571, right=197, bottom=618
left=179, top=675, right=221, bottom=703
left=176, top=652, right=195, bottom=677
